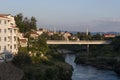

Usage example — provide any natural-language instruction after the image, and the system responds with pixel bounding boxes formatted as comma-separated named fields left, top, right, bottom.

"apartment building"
left=0, top=14, right=18, bottom=58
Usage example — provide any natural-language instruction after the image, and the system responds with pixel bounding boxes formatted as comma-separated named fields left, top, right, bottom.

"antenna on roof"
left=54, top=27, right=56, bottom=33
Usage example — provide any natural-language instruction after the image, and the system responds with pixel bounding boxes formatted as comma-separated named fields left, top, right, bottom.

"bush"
left=55, top=62, right=73, bottom=80
left=12, top=52, right=32, bottom=67
left=44, top=67, right=58, bottom=80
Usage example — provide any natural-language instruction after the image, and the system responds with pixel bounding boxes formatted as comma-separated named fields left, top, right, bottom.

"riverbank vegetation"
left=13, top=41, right=73, bottom=80
left=75, top=36, right=120, bottom=74
left=12, top=49, right=73, bottom=80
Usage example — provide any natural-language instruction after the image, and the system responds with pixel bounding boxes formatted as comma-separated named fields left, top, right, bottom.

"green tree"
left=87, top=32, right=92, bottom=40
left=76, top=32, right=81, bottom=39
left=23, top=17, right=31, bottom=33
left=91, top=33, right=102, bottom=40
left=14, top=13, right=37, bottom=33
left=79, top=32, right=86, bottom=40
left=51, top=34, right=63, bottom=40
left=14, top=13, right=24, bottom=33
left=12, top=52, right=32, bottom=67
left=111, top=36, right=120, bottom=52
left=37, top=35, right=48, bottom=55
left=30, top=16, right=37, bottom=30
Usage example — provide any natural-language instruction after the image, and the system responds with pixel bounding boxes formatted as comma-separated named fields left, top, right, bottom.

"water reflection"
left=65, top=54, right=120, bottom=80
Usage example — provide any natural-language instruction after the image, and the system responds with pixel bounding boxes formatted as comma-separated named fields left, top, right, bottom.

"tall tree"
left=37, top=35, right=48, bottom=55
left=30, top=16, right=37, bottom=30
left=23, top=17, right=31, bottom=33
left=14, top=13, right=37, bottom=33
left=111, top=36, right=120, bottom=52
left=14, top=13, right=24, bottom=33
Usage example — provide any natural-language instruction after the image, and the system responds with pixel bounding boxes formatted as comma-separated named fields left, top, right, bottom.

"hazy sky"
left=1, top=0, right=120, bottom=32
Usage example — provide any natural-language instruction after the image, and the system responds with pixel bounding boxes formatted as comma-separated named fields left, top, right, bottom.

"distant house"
left=18, top=33, right=24, bottom=38
left=37, top=30, right=43, bottom=35
left=18, top=33, right=28, bottom=47
left=70, top=36, right=79, bottom=41
left=19, top=38, right=28, bottom=47
left=30, top=31, right=39, bottom=39
left=39, top=28, right=48, bottom=32
left=63, top=32, right=71, bottom=40
left=48, top=31, right=54, bottom=36
left=104, top=34, right=116, bottom=38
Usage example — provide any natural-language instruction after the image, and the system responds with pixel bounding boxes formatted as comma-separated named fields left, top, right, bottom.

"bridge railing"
left=47, top=40, right=111, bottom=45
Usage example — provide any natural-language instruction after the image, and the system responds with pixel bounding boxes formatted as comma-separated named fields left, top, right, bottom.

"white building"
left=18, top=33, right=28, bottom=47
left=37, top=30, right=43, bottom=35
left=63, top=32, right=71, bottom=40
left=0, top=14, right=18, bottom=57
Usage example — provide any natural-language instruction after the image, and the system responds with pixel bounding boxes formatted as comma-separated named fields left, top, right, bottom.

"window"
left=8, top=20, right=10, bottom=22
left=4, top=20, right=6, bottom=24
left=4, top=46, right=6, bottom=50
left=8, top=36, right=11, bottom=42
left=14, top=29, right=17, bottom=33
left=4, top=29, right=6, bottom=33
left=10, top=46, right=12, bottom=49
left=4, top=37, right=7, bottom=41
left=14, top=36, right=16, bottom=41
left=10, top=29, right=12, bottom=33
left=14, top=44, right=16, bottom=49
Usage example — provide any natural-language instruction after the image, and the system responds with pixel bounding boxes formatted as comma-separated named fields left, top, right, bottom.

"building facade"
left=0, top=14, right=18, bottom=56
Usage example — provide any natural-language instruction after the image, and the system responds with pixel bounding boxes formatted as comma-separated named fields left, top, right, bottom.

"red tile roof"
left=0, top=14, right=10, bottom=18
left=30, top=31, right=39, bottom=35
left=0, top=14, right=10, bottom=16
left=104, top=34, right=115, bottom=38
left=11, top=26, right=17, bottom=28
left=19, top=39, right=27, bottom=43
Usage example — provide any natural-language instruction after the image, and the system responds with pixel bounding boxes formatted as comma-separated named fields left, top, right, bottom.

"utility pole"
left=86, top=28, right=88, bottom=36
left=54, top=27, right=56, bottom=33
left=86, top=28, right=89, bottom=54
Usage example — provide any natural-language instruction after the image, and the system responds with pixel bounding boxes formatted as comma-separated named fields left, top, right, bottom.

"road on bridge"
left=47, top=40, right=111, bottom=45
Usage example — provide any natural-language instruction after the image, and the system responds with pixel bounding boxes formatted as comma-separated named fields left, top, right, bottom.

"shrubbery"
left=12, top=49, right=73, bottom=80
left=12, top=52, right=32, bottom=67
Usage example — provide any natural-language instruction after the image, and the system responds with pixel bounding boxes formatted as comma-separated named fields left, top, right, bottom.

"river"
left=65, top=54, right=120, bottom=80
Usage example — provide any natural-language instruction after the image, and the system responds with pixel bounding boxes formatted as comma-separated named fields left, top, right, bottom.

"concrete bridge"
left=47, top=40, right=111, bottom=45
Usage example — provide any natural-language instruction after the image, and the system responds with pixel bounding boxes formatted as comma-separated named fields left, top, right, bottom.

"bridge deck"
left=47, top=40, right=111, bottom=45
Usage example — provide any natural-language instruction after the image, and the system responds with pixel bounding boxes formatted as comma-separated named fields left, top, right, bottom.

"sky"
left=1, top=0, right=120, bottom=32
